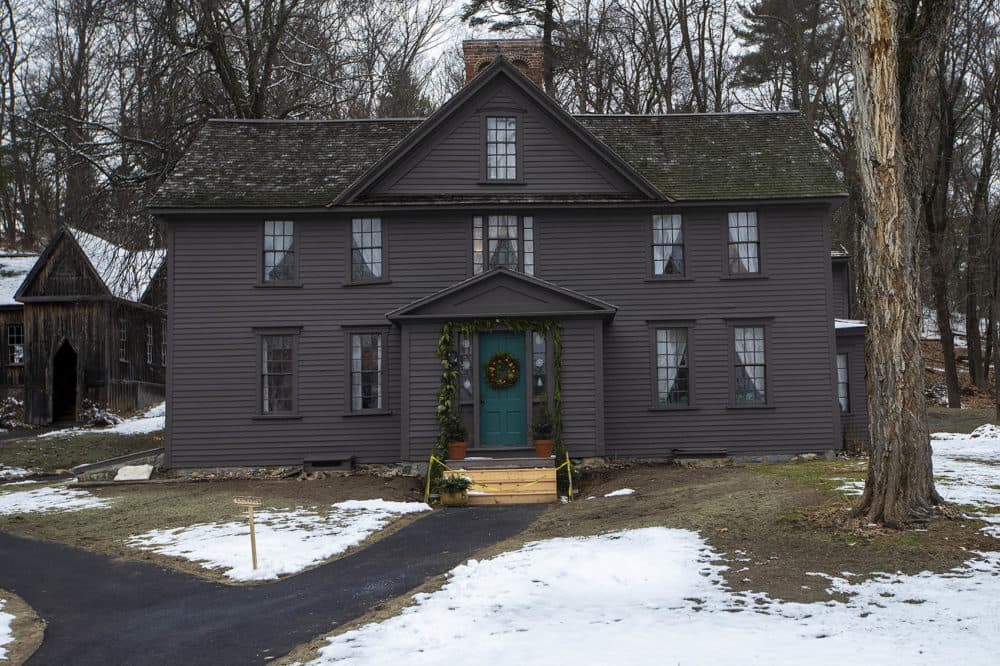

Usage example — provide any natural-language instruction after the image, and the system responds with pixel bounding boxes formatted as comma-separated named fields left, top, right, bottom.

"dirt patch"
left=0, top=432, right=162, bottom=474
left=0, top=475, right=427, bottom=584
left=277, top=460, right=997, bottom=663
left=923, top=340, right=996, bottom=409
left=0, top=589, right=45, bottom=665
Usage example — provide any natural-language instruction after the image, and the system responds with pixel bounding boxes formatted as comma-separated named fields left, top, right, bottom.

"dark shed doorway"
left=52, top=341, right=78, bottom=422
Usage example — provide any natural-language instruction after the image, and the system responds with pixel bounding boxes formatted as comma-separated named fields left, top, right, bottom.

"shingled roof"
left=151, top=112, right=843, bottom=209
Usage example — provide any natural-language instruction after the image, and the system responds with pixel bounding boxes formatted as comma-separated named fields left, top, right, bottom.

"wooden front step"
left=445, top=467, right=558, bottom=505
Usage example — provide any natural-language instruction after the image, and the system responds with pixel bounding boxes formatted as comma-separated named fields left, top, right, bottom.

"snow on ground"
left=0, top=597, right=12, bottom=661
left=0, top=466, right=30, bottom=480
left=128, top=499, right=430, bottom=581
left=40, top=402, right=165, bottom=438
left=306, top=527, right=1000, bottom=665
left=604, top=488, right=635, bottom=497
left=0, top=484, right=110, bottom=515
left=304, top=426, right=1000, bottom=666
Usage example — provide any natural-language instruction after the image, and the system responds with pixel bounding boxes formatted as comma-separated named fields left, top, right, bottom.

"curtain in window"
left=262, top=335, right=294, bottom=413
left=656, top=328, right=688, bottom=404
left=351, top=218, right=382, bottom=280
left=351, top=334, right=383, bottom=411
left=653, top=215, right=684, bottom=275
left=727, top=212, right=759, bottom=274
left=837, top=354, right=850, bottom=412
left=734, top=326, right=765, bottom=402
left=487, top=215, right=519, bottom=270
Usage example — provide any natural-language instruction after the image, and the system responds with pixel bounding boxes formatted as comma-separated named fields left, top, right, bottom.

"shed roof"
left=151, top=113, right=845, bottom=209
left=0, top=252, right=39, bottom=307
left=66, top=228, right=166, bottom=302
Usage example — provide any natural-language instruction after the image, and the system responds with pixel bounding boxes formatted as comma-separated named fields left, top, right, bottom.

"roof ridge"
left=575, top=111, right=801, bottom=118
left=206, top=118, right=425, bottom=125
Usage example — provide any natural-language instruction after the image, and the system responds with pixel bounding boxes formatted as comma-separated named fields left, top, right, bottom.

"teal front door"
left=479, top=332, right=527, bottom=446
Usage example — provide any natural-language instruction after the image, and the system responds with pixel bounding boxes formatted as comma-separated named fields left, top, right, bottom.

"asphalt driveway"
left=0, top=505, right=544, bottom=665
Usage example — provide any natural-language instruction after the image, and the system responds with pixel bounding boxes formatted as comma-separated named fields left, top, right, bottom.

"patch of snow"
left=128, top=500, right=431, bottom=581
left=0, top=597, right=13, bottom=661
left=68, top=228, right=165, bottom=303
left=0, top=466, right=30, bottom=480
left=40, top=402, right=165, bottom=438
left=969, top=423, right=1000, bottom=439
left=114, top=464, right=154, bottom=481
left=604, top=488, right=635, bottom=497
left=0, top=484, right=110, bottom=515
left=830, top=478, right=865, bottom=496
left=0, top=253, right=39, bottom=307
left=2, top=480, right=37, bottom=486
left=305, top=527, right=1000, bottom=665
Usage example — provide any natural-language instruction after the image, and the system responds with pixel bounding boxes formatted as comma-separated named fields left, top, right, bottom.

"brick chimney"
left=463, top=39, right=545, bottom=88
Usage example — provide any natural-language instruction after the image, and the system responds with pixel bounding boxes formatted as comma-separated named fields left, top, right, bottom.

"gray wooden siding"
left=167, top=202, right=841, bottom=466
left=371, top=78, right=637, bottom=197
left=836, top=332, right=868, bottom=448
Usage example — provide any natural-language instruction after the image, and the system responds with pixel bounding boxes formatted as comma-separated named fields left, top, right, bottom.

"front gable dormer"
left=336, top=59, right=667, bottom=205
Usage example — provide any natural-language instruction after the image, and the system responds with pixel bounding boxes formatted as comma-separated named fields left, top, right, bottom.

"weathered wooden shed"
left=14, top=228, right=167, bottom=423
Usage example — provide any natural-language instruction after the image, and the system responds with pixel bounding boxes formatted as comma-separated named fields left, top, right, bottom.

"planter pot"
left=533, top=439, right=555, bottom=458
left=440, top=490, right=469, bottom=507
left=447, top=440, right=468, bottom=461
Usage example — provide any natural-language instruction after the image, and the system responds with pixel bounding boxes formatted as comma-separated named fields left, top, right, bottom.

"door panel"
left=479, top=332, right=527, bottom=446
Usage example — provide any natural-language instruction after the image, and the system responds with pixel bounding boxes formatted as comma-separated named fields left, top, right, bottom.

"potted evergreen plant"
left=441, top=412, right=469, bottom=461
left=532, top=401, right=555, bottom=458
left=434, top=474, right=472, bottom=507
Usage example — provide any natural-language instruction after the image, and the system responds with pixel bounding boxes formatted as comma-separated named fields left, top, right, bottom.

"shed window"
left=6, top=324, right=23, bottom=366
left=161, top=319, right=167, bottom=367
left=351, top=332, right=385, bottom=412
left=837, top=353, right=850, bottom=413
left=351, top=218, right=383, bottom=281
left=727, top=212, right=760, bottom=274
left=261, top=334, right=295, bottom=414
left=653, top=214, right=685, bottom=276
left=734, top=326, right=766, bottom=404
left=119, top=319, right=128, bottom=362
left=655, top=328, right=689, bottom=406
left=145, top=324, right=154, bottom=365
left=263, top=221, right=295, bottom=282
left=486, top=116, right=517, bottom=180
left=473, top=215, right=533, bottom=274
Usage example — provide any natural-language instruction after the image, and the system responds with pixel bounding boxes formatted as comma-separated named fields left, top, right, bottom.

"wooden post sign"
left=233, top=496, right=263, bottom=571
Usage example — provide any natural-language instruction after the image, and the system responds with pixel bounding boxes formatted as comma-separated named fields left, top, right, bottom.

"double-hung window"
left=145, top=324, right=154, bottom=365
left=6, top=324, right=23, bottom=366
left=733, top=325, right=767, bottom=405
left=655, top=327, right=690, bottom=406
left=727, top=212, right=760, bottom=275
left=351, top=218, right=384, bottom=282
left=350, top=331, right=387, bottom=412
left=652, top=214, right=685, bottom=276
left=837, top=353, right=850, bottom=413
left=263, top=221, right=295, bottom=283
left=259, top=331, right=298, bottom=416
left=119, top=319, right=128, bottom=362
left=473, top=215, right=534, bottom=274
left=485, top=116, right=517, bottom=180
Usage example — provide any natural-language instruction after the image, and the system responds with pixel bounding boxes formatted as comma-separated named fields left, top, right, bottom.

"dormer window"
left=485, top=116, right=517, bottom=180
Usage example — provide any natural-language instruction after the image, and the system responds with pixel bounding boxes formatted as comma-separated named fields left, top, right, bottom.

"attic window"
left=485, top=116, right=517, bottom=180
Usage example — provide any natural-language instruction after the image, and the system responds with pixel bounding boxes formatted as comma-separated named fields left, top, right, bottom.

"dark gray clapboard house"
left=13, top=227, right=167, bottom=423
left=151, top=39, right=867, bottom=469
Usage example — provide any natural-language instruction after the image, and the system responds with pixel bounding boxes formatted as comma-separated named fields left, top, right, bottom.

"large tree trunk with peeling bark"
left=839, top=0, right=952, bottom=526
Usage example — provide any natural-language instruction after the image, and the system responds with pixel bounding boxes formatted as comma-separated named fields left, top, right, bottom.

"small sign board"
left=233, top=496, right=263, bottom=570
left=233, top=496, right=262, bottom=507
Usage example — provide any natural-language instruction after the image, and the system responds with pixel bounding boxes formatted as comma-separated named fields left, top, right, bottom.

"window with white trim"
left=727, top=212, right=760, bottom=274
left=6, top=324, right=23, bottom=366
left=263, top=220, right=295, bottom=282
left=734, top=326, right=766, bottom=404
left=655, top=327, right=690, bottom=406
left=486, top=116, right=517, bottom=180
left=837, top=353, right=850, bottom=413
left=351, top=217, right=383, bottom=281
left=653, top=214, right=685, bottom=276
left=350, top=332, right=385, bottom=412
left=472, top=215, right=534, bottom=274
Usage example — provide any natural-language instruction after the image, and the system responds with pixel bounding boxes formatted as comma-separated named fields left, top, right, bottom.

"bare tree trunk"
left=839, top=0, right=951, bottom=527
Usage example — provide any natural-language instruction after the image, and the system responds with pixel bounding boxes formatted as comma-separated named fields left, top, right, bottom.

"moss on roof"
left=151, top=112, right=844, bottom=209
